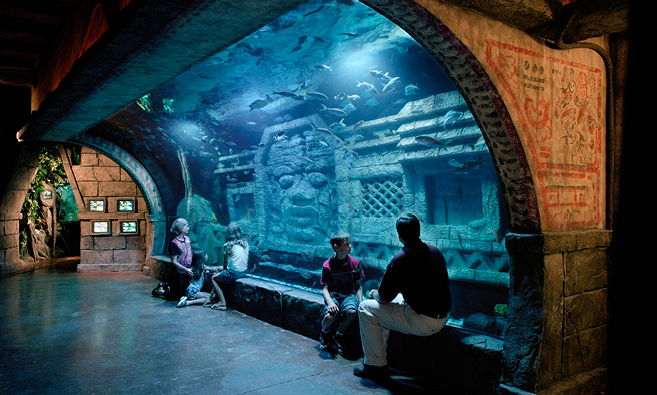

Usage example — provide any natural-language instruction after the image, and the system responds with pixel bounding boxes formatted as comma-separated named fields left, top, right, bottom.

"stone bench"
left=148, top=255, right=503, bottom=393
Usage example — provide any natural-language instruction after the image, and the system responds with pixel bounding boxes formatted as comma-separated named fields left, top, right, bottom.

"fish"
left=311, top=124, right=347, bottom=146
left=302, top=90, right=329, bottom=100
left=448, top=159, right=488, bottom=173
left=274, top=130, right=287, bottom=141
left=321, top=104, right=348, bottom=117
left=329, top=118, right=346, bottom=131
left=273, top=90, right=303, bottom=101
left=234, top=194, right=241, bottom=202
left=356, top=80, right=378, bottom=94
left=352, top=120, right=364, bottom=132
left=249, top=94, right=272, bottom=111
left=346, top=94, right=361, bottom=101
left=314, top=64, right=332, bottom=71
left=365, top=98, right=379, bottom=107
left=310, top=124, right=331, bottom=134
left=302, top=5, right=324, bottom=21
left=343, top=102, right=357, bottom=113
left=405, top=83, right=420, bottom=96
left=442, top=110, right=463, bottom=129
left=297, top=156, right=317, bottom=165
left=415, top=136, right=452, bottom=149
left=248, top=47, right=264, bottom=57
left=382, top=76, right=401, bottom=92
left=342, top=32, right=359, bottom=37
left=369, top=69, right=390, bottom=79
left=313, top=36, right=326, bottom=43
left=246, top=122, right=257, bottom=126
left=472, top=135, right=487, bottom=149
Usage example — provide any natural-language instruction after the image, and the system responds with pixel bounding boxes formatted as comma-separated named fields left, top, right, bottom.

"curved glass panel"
left=99, top=0, right=509, bottom=337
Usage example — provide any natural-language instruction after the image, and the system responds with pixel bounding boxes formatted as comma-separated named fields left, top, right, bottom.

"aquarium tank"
left=98, top=0, right=509, bottom=338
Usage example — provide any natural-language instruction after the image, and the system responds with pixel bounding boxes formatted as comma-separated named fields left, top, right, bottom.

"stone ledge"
left=77, top=263, right=142, bottom=273
left=148, top=255, right=504, bottom=392
left=228, top=277, right=503, bottom=392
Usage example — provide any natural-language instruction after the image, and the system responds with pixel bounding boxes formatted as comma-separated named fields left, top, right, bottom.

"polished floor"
left=0, top=259, right=432, bottom=394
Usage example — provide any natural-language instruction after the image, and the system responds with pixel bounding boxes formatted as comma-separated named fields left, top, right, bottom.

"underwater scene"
left=98, top=0, right=509, bottom=337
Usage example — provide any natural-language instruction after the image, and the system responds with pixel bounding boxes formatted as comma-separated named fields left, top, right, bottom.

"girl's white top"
left=227, top=240, right=249, bottom=272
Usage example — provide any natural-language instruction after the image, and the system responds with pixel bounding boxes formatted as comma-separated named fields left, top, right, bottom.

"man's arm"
left=370, top=289, right=389, bottom=304
left=355, top=280, right=363, bottom=303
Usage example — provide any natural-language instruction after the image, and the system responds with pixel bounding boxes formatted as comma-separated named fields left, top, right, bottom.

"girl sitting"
left=177, top=249, right=217, bottom=308
left=209, top=223, right=249, bottom=310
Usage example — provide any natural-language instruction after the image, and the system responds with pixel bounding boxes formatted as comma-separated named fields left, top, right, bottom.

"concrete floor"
left=0, top=259, right=433, bottom=394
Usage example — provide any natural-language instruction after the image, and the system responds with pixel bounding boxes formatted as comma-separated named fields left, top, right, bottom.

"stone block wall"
left=0, top=145, right=41, bottom=277
left=73, top=147, right=147, bottom=273
left=504, top=230, right=610, bottom=394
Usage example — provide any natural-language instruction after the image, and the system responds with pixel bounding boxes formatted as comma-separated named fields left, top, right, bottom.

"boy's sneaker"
left=319, top=331, right=336, bottom=352
left=333, top=332, right=347, bottom=354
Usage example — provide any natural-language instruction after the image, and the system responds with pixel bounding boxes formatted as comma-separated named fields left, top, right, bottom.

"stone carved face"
left=263, top=129, right=336, bottom=245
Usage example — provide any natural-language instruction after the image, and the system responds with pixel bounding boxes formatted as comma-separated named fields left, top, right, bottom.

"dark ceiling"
left=0, top=0, right=77, bottom=88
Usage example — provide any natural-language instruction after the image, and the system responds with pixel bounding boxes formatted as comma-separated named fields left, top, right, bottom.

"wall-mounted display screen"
left=120, top=221, right=138, bottom=234
left=117, top=199, right=135, bottom=212
left=88, top=199, right=105, bottom=212
left=91, top=220, right=110, bottom=235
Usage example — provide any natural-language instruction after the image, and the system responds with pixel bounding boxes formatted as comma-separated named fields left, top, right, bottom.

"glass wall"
left=99, top=0, right=509, bottom=337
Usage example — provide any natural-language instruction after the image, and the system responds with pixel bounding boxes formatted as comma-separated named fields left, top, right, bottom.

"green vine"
left=19, top=146, right=70, bottom=256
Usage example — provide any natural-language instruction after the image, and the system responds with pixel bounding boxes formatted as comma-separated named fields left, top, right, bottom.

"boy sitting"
left=320, top=232, right=364, bottom=355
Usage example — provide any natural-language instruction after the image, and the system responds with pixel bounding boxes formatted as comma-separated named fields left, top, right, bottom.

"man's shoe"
left=353, top=364, right=390, bottom=382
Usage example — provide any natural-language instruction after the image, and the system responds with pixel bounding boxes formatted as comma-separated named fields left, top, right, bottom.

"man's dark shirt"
left=377, top=239, right=452, bottom=319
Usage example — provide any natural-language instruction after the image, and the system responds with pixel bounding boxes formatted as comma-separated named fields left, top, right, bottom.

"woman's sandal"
left=202, top=300, right=214, bottom=308
left=211, top=303, right=227, bottom=310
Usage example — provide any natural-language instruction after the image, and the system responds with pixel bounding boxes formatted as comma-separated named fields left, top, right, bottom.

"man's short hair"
left=330, top=232, right=350, bottom=247
left=396, top=213, right=421, bottom=241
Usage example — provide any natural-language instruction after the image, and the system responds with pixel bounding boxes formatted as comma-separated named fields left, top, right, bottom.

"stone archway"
left=363, top=0, right=539, bottom=235
left=359, top=0, right=542, bottom=392
left=69, top=136, right=168, bottom=262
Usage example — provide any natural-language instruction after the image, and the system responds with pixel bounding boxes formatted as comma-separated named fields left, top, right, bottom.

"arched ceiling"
left=1, top=0, right=628, bottom=143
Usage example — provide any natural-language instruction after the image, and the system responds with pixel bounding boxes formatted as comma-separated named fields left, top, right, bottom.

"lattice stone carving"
left=361, top=177, right=404, bottom=218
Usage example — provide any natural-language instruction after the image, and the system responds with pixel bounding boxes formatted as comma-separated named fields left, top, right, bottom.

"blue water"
left=97, top=0, right=509, bottom=337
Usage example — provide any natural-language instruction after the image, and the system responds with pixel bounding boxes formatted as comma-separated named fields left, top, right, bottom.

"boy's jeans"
left=358, top=295, right=449, bottom=367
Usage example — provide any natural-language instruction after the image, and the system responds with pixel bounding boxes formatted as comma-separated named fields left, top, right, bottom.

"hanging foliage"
left=19, top=146, right=70, bottom=257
